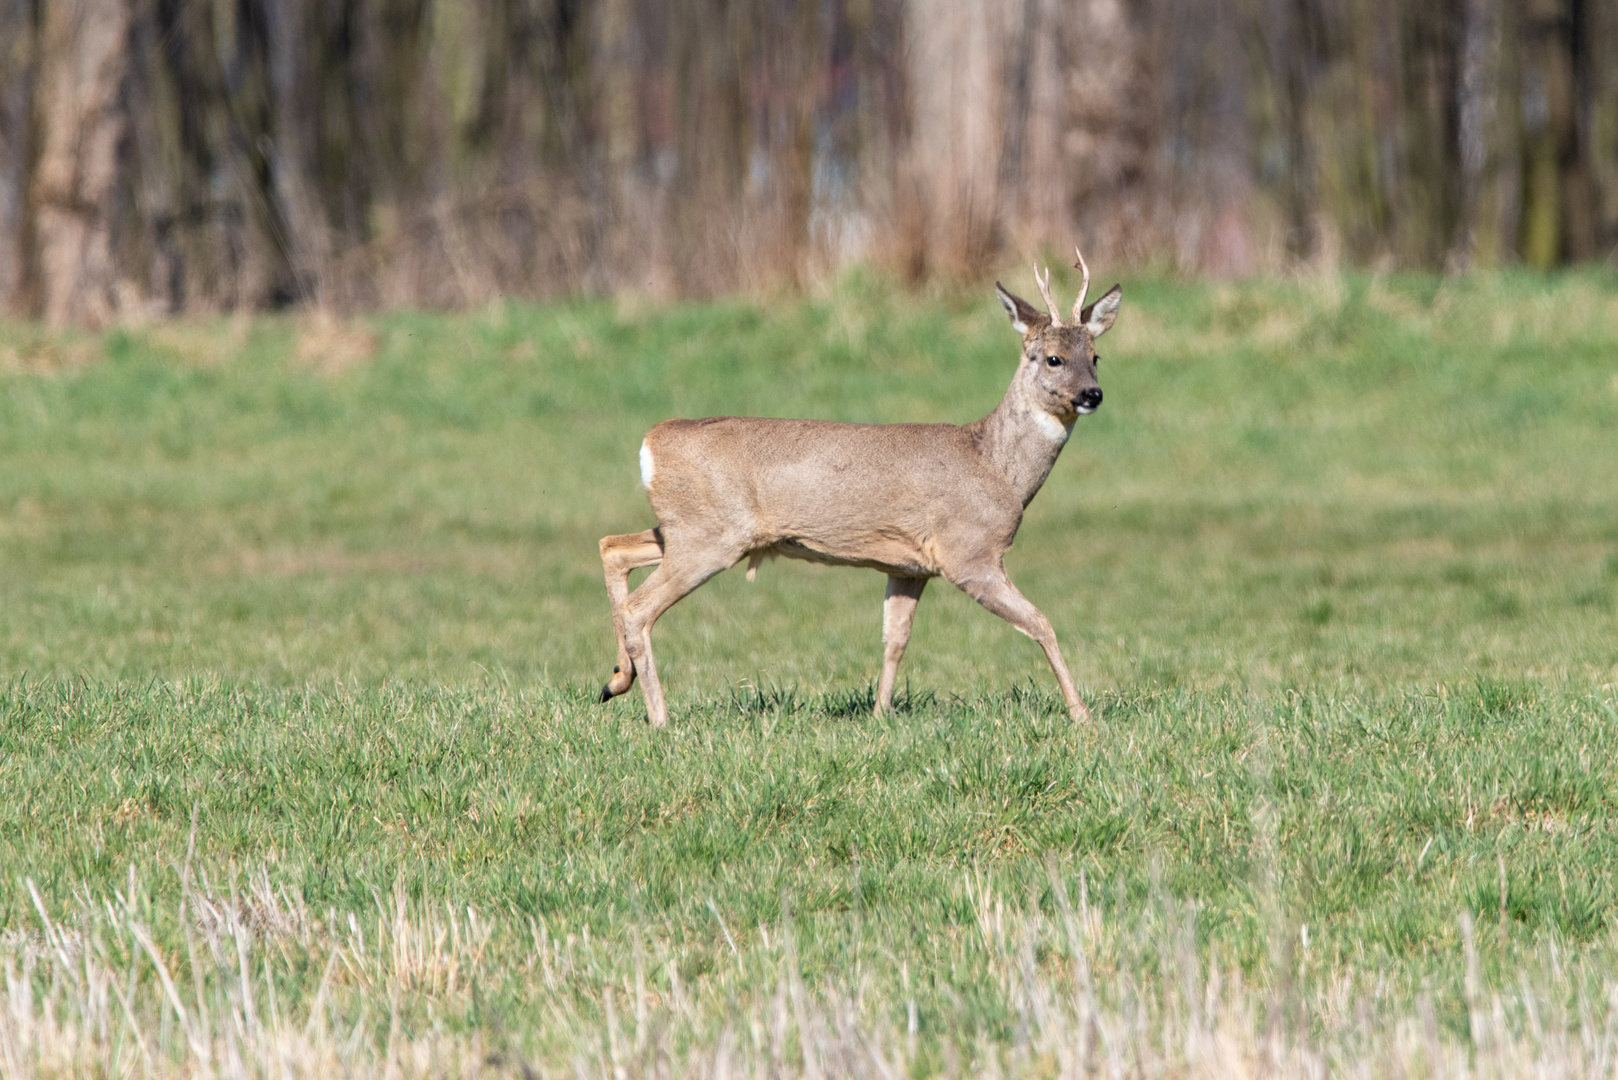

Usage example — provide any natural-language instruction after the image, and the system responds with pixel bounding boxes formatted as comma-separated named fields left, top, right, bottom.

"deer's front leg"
left=599, top=529, right=664, bottom=701
left=875, top=576, right=927, bottom=716
left=952, top=564, right=1092, bottom=723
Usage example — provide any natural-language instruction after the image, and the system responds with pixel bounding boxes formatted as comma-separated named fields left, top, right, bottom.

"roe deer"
left=598, top=248, right=1121, bottom=726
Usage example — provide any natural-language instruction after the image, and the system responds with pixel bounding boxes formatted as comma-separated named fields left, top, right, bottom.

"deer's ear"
left=996, top=282, right=1048, bottom=335
left=1080, top=284, right=1122, bottom=337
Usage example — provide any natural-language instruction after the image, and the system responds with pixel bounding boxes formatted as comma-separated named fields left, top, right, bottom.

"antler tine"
left=1070, top=245, right=1091, bottom=322
left=1032, top=261, right=1062, bottom=326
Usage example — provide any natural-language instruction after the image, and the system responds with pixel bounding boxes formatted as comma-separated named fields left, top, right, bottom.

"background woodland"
left=1, top=0, right=1615, bottom=325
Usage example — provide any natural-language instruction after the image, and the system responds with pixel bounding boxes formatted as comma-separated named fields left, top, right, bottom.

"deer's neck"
left=969, top=391, right=1073, bottom=508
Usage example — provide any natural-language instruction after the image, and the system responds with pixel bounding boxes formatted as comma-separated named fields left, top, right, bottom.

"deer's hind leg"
left=620, top=532, right=743, bottom=727
left=599, top=529, right=664, bottom=701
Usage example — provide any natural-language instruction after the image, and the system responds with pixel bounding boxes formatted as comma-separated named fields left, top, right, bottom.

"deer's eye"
left=1093, top=354, right=1101, bottom=368
left=1045, top=355, right=1063, bottom=368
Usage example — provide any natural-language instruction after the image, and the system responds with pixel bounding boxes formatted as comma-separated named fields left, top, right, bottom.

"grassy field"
left=1, top=269, right=1617, bottom=1076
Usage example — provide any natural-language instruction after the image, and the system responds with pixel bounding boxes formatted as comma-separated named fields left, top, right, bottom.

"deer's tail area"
left=599, top=528, right=665, bottom=701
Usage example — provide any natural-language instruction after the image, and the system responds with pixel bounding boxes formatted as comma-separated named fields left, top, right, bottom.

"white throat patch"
left=1032, top=410, right=1073, bottom=444
left=639, top=439, right=656, bottom=489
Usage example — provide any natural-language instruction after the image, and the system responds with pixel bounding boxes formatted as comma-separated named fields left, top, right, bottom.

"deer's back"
left=641, top=417, right=1018, bottom=572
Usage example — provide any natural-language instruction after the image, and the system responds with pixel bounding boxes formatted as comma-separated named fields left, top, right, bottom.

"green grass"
left=3, top=272, right=1615, bottom=690
left=2, top=269, right=1617, bottom=1072
left=7, top=679, right=1617, bottom=989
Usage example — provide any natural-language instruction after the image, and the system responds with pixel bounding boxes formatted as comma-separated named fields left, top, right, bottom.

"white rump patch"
left=639, top=439, right=655, bottom=489
left=1032, top=411, right=1073, bottom=443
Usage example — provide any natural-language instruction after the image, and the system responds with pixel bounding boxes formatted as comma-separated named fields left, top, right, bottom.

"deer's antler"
left=1032, top=261, right=1062, bottom=326
left=1070, top=245, right=1091, bottom=323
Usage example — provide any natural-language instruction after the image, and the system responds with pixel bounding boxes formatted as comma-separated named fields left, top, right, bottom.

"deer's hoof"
left=602, top=665, right=635, bottom=700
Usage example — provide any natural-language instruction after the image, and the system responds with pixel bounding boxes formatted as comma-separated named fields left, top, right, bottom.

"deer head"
left=995, top=246, right=1122, bottom=420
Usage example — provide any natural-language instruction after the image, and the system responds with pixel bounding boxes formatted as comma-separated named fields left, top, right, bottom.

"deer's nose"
left=1076, top=387, right=1103, bottom=411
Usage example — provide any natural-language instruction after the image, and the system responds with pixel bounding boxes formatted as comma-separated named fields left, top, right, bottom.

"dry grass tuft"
left=5, top=868, right=1615, bottom=1080
left=294, top=311, right=378, bottom=375
left=140, top=313, right=253, bottom=368
left=0, top=334, right=98, bottom=374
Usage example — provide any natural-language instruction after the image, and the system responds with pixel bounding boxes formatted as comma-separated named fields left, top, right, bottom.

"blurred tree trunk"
left=1452, top=0, right=1497, bottom=268
left=1265, top=0, right=1320, bottom=262
left=994, top=0, right=1036, bottom=243
left=1203, top=0, right=1255, bottom=277
left=0, top=0, right=36, bottom=314
left=1364, top=0, right=1403, bottom=263
left=1016, top=0, right=1065, bottom=243
left=1592, top=0, right=1618, bottom=258
left=1561, top=0, right=1595, bottom=261
left=903, top=1, right=1005, bottom=278
left=1051, top=0, right=1148, bottom=268
left=31, top=0, right=131, bottom=327
left=1518, top=0, right=1567, bottom=268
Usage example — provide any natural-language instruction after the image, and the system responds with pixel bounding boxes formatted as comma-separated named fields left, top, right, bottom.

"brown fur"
left=600, top=269, right=1123, bottom=726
